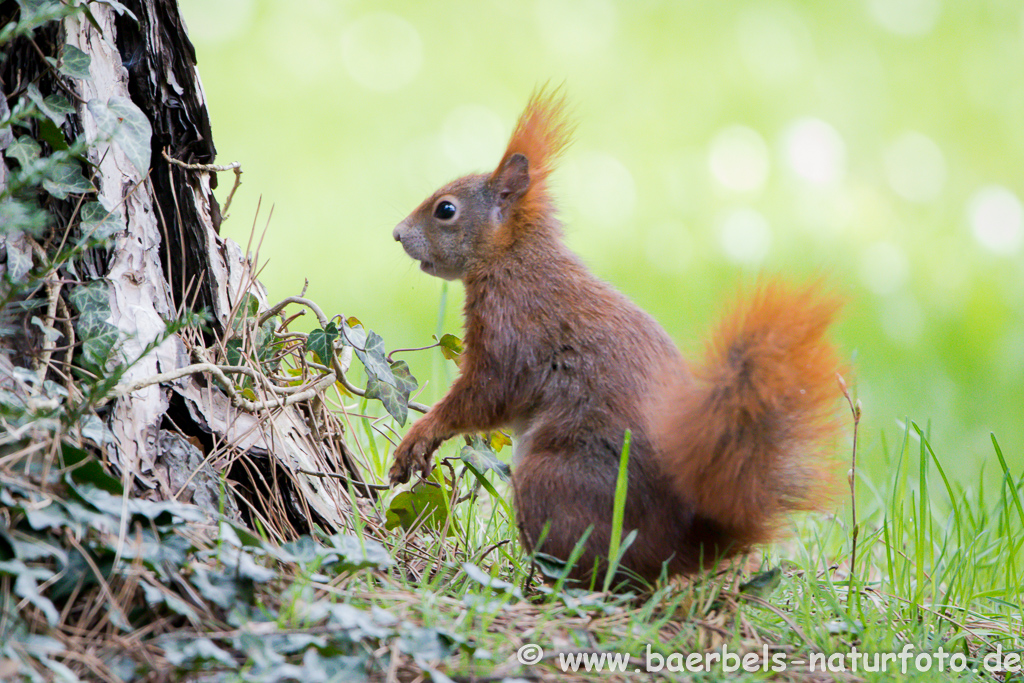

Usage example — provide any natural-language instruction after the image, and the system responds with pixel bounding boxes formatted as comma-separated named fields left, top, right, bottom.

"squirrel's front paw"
left=389, top=428, right=438, bottom=485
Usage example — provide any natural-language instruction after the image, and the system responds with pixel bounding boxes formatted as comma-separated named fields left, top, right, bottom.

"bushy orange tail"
left=656, top=280, right=843, bottom=549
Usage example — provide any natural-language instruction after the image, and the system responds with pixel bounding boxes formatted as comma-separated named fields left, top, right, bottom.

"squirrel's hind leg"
left=512, top=448, right=698, bottom=586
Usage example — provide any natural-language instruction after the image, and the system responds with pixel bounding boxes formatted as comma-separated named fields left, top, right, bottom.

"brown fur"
left=390, top=87, right=844, bottom=586
left=653, top=280, right=844, bottom=551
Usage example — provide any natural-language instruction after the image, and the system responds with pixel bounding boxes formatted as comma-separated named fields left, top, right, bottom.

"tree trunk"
left=1, top=0, right=363, bottom=536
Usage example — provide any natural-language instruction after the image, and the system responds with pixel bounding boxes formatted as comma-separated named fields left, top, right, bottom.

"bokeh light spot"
left=782, top=118, right=846, bottom=186
left=341, top=13, right=422, bottom=93
left=867, top=0, right=941, bottom=37
left=708, top=125, right=770, bottom=193
left=968, top=186, right=1024, bottom=254
left=718, top=207, right=771, bottom=265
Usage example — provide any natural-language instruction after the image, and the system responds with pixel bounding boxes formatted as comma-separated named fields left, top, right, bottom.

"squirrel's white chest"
left=510, top=418, right=534, bottom=468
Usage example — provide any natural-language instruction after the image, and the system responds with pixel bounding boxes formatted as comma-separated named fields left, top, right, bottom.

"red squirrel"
left=389, top=88, right=842, bottom=585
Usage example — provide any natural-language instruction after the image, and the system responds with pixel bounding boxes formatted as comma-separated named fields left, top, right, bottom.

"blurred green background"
left=177, top=0, right=1022, bottom=484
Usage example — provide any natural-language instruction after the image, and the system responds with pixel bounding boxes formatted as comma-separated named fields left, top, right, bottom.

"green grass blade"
left=991, top=433, right=1024, bottom=529
left=603, top=429, right=631, bottom=593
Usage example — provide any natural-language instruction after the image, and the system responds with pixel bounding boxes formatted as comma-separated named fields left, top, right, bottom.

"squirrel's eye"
left=434, top=200, right=457, bottom=221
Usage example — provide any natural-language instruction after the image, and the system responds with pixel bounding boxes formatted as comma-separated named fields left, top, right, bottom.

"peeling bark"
left=65, top=5, right=183, bottom=484
left=2, top=1, right=361, bottom=533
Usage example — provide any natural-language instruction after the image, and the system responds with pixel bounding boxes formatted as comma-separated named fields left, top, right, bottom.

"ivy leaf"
left=437, top=333, right=464, bottom=364
left=353, top=330, right=395, bottom=387
left=364, top=377, right=403, bottom=426
left=0, top=389, right=26, bottom=411
left=273, top=534, right=392, bottom=574
left=256, top=320, right=279, bottom=370
left=216, top=546, right=276, bottom=583
left=224, top=338, right=243, bottom=367
left=13, top=569, right=61, bottom=626
left=6, top=135, right=41, bottom=166
left=5, top=236, right=33, bottom=282
left=10, top=0, right=64, bottom=32
left=69, top=280, right=119, bottom=371
left=58, top=44, right=91, bottom=79
left=531, top=552, right=572, bottom=580
left=385, top=484, right=451, bottom=534
left=26, top=84, right=74, bottom=126
left=140, top=582, right=199, bottom=622
left=463, top=562, right=522, bottom=597
left=739, top=567, right=782, bottom=598
left=93, top=0, right=138, bottom=20
left=391, top=359, right=417, bottom=393
left=244, top=291, right=260, bottom=318
left=364, top=359, right=417, bottom=425
left=275, top=535, right=320, bottom=564
left=398, top=626, right=456, bottom=662
left=0, top=559, right=60, bottom=625
left=0, top=199, right=49, bottom=237
left=228, top=292, right=259, bottom=333
left=43, top=94, right=75, bottom=120
left=489, top=431, right=512, bottom=451
left=14, top=0, right=63, bottom=13
left=218, top=520, right=266, bottom=550
left=82, top=326, right=119, bottom=374
left=87, top=97, right=153, bottom=175
left=0, top=102, right=12, bottom=151
left=324, top=534, right=393, bottom=572
left=459, top=436, right=511, bottom=481
left=305, top=321, right=338, bottom=366
left=42, top=156, right=93, bottom=199
left=339, top=318, right=366, bottom=349
left=69, top=279, right=110, bottom=319
left=77, top=414, right=115, bottom=448
left=161, top=636, right=236, bottom=668
left=37, top=118, right=69, bottom=151
left=30, top=315, right=62, bottom=343
left=190, top=565, right=254, bottom=612
left=61, top=444, right=122, bottom=494
left=80, top=201, right=123, bottom=241
left=71, top=483, right=208, bottom=526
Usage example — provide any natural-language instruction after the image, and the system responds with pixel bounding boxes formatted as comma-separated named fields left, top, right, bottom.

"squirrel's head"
left=394, top=86, right=574, bottom=281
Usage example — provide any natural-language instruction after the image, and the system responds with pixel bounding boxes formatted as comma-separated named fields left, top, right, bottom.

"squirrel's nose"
left=393, top=222, right=405, bottom=242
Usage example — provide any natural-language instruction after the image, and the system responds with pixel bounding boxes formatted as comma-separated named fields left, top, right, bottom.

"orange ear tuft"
left=491, top=85, right=575, bottom=212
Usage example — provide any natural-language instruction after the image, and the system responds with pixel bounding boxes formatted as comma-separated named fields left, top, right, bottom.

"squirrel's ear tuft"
left=492, top=153, right=530, bottom=220
left=491, top=85, right=575, bottom=219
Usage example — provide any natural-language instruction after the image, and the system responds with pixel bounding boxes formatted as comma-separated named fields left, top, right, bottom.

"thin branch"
left=27, top=36, right=86, bottom=104
left=26, top=237, right=62, bottom=388
left=258, top=296, right=329, bottom=328
left=295, top=468, right=390, bottom=491
left=161, top=150, right=243, bottom=217
left=387, top=342, right=440, bottom=363
left=112, top=357, right=340, bottom=414
left=113, top=362, right=256, bottom=396
left=230, top=370, right=339, bottom=413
